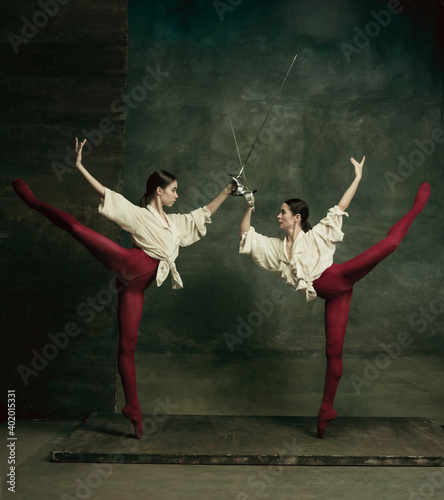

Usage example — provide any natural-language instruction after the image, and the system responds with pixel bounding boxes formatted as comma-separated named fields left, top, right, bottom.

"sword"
left=219, top=54, right=298, bottom=209
left=243, top=53, right=297, bottom=169
left=219, top=76, right=257, bottom=210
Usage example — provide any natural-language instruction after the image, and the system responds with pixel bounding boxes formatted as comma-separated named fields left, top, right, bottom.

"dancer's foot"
left=12, top=178, right=37, bottom=208
left=122, top=405, right=143, bottom=439
left=317, top=408, right=337, bottom=439
left=412, top=182, right=430, bottom=214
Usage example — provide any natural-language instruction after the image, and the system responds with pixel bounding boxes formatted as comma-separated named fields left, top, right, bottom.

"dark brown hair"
left=140, top=170, right=177, bottom=206
left=285, top=198, right=312, bottom=232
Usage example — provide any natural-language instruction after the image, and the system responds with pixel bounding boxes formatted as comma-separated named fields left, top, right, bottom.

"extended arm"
left=75, top=138, right=106, bottom=197
left=238, top=197, right=254, bottom=238
left=337, top=156, right=365, bottom=211
left=206, top=182, right=236, bottom=216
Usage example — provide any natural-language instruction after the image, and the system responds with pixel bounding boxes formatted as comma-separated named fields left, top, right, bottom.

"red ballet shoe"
left=122, top=405, right=143, bottom=439
left=317, top=409, right=338, bottom=439
left=12, top=178, right=37, bottom=208
left=413, top=182, right=430, bottom=213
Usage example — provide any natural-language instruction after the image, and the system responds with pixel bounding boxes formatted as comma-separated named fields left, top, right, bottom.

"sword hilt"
left=229, top=173, right=256, bottom=210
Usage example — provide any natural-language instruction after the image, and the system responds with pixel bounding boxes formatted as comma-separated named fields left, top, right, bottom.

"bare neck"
left=148, top=196, right=164, bottom=215
left=286, top=225, right=302, bottom=244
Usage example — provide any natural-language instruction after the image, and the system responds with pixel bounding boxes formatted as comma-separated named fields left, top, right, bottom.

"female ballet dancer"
left=238, top=156, right=430, bottom=438
left=12, top=138, right=235, bottom=439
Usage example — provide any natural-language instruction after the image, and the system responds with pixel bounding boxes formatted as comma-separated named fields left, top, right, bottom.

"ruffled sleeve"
left=98, top=188, right=144, bottom=233
left=239, top=227, right=281, bottom=273
left=167, top=206, right=212, bottom=247
left=311, top=205, right=348, bottom=244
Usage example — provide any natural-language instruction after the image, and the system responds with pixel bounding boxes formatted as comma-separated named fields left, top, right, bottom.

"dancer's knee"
left=325, top=350, right=343, bottom=379
left=118, top=347, right=136, bottom=376
left=69, top=220, right=84, bottom=236
left=118, top=338, right=138, bottom=362
left=325, top=339, right=344, bottom=358
left=384, top=232, right=402, bottom=252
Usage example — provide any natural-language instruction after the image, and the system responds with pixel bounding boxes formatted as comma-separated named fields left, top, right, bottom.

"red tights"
left=12, top=179, right=159, bottom=439
left=13, top=179, right=431, bottom=440
left=313, top=182, right=430, bottom=438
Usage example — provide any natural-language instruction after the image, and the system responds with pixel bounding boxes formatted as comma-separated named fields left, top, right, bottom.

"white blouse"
left=239, top=205, right=348, bottom=301
left=98, top=188, right=212, bottom=289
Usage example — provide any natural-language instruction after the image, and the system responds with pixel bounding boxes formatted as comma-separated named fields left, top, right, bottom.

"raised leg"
left=337, top=182, right=430, bottom=285
left=317, top=289, right=353, bottom=439
left=12, top=178, right=148, bottom=281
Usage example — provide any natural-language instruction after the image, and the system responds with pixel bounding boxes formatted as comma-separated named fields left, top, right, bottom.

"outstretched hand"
left=226, top=181, right=237, bottom=195
left=350, top=156, right=365, bottom=179
left=338, top=156, right=365, bottom=211
left=75, top=138, right=87, bottom=168
left=245, top=191, right=255, bottom=208
left=72, top=137, right=105, bottom=196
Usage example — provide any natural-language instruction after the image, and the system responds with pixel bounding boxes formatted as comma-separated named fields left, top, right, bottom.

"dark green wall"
left=124, top=0, right=444, bottom=358
left=2, top=0, right=443, bottom=421
left=1, top=0, right=128, bottom=419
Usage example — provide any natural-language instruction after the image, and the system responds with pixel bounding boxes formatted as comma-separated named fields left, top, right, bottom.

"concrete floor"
left=2, top=420, right=444, bottom=500
left=2, top=353, right=444, bottom=499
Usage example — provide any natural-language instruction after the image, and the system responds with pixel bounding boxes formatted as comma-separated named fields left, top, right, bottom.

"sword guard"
left=229, top=174, right=256, bottom=210
left=229, top=174, right=246, bottom=197
left=243, top=190, right=256, bottom=211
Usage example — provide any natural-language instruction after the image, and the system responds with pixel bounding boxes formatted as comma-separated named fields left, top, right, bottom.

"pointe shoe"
left=12, top=178, right=37, bottom=208
left=413, top=182, right=431, bottom=213
left=122, top=405, right=143, bottom=439
left=317, top=409, right=337, bottom=439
